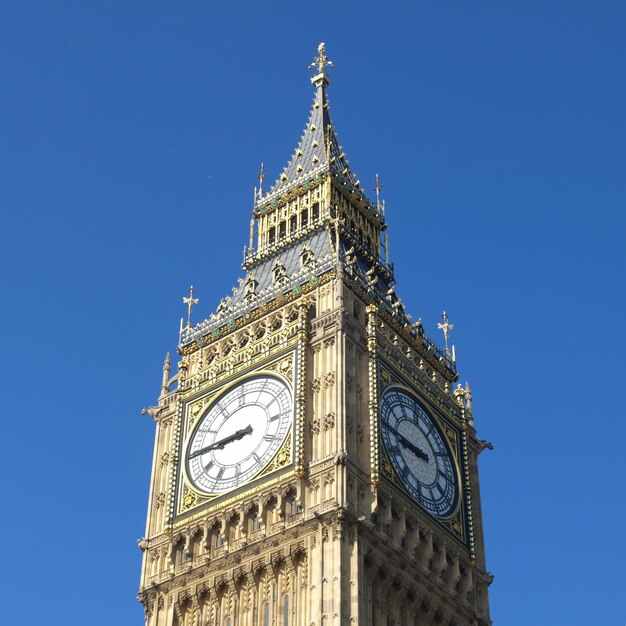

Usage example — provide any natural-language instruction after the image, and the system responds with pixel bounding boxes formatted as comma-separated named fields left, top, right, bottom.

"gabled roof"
left=260, top=44, right=359, bottom=201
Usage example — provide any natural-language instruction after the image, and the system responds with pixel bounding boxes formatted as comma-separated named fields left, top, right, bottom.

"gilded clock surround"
left=176, top=356, right=297, bottom=517
left=138, top=43, right=492, bottom=626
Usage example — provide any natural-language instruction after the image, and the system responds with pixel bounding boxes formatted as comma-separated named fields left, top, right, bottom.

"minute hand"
left=189, top=425, right=253, bottom=459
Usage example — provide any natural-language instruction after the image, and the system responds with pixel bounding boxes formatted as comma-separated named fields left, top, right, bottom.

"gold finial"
left=182, top=285, right=199, bottom=329
left=308, top=42, right=334, bottom=75
left=437, top=310, right=454, bottom=355
left=257, top=162, right=266, bottom=198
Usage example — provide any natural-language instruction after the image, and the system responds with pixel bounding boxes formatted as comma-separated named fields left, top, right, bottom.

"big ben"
left=138, top=43, right=493, bottom=626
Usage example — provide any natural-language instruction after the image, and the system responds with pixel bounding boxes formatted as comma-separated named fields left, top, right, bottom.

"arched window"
left=283, top=595, right=289, bottom=626
left=225, top=618, right=232, bottom=626
left=263, top=603, right=270, bottom=626
left=251, top=513, right=260, bottom=532
left=289, top=497, right=299, bottom=516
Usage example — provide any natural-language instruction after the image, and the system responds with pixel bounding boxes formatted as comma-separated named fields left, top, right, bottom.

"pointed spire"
left=261, top=43, right=359, bottom=200
left=161, top=352, right=171, bottom=394
left=257, top=162, right=266, bottom=197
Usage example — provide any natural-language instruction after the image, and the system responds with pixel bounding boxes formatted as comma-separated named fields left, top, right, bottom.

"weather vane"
left=182, top=285, right=199, bottom=329
left=437, top=310, right=454, bottom=356
left=308, top=42, right=334, bottom=74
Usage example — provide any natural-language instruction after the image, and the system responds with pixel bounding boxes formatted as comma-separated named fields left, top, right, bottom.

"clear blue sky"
left=1, top=2, right=625, bottom=625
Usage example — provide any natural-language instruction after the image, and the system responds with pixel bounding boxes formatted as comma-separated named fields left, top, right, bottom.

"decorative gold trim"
left=366, top=304, right=379, bottom=485
left=377, top=379, right=464, bottom=522
left=172, top=468, right=296, bottom=529
left=175, top=352, right=297, bottom=517
left=294, top=303, right=309, bottom=477
left=460, top=407, right=476, bottom=561
left=180, top=272, right=333, bottom=357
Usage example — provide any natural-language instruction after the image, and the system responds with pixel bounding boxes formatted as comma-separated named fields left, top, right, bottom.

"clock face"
left=186, top=375, right=293, bottom=495
left=380, top=387, right=459, bottom=518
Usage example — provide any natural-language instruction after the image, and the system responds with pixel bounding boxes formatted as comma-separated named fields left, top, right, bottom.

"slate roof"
left=181, top=230, right=334, bottom=345
left=261, top=74, right=358, bottom=202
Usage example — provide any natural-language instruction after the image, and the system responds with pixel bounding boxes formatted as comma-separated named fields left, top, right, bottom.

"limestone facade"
left=137, top=44, right=492, bottom=626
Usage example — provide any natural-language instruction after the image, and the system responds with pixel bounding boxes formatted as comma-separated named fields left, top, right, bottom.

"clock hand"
left=212, top=425, right=253, bottom=450
left=189, top=425, right=253, bottom=458
left=387, top=424, right=429, bottom=462
left=399, top=435, right=429, bottom=462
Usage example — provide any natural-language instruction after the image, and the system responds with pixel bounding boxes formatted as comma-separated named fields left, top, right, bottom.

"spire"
left=262, top=43, right=358, bottom=200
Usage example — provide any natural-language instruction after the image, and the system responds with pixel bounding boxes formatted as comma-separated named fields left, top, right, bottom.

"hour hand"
left=189, top=425, right=253, bottom=458
left=388, top=426, right=429, bottom=462
left=398, top=435, right=429, bottom=462
left=213, top=425, right=253, bottom=450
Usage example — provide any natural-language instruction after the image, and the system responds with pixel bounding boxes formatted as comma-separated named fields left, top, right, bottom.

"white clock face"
left=186, top=375, right=292, bottom=495
left=380, top=387, right=459, bottom=518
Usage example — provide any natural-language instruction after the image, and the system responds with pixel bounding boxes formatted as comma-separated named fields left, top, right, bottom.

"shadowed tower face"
left=138, top=43, right=493, bottom=626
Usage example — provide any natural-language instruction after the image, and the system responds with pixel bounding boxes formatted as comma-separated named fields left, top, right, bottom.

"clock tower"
left=138, top=43, right=493, bottom=626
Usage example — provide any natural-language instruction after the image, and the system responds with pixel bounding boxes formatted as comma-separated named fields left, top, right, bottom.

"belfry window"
left=283, top=595, right=289, bottom=626
left=263, top=603, right=270, bottom=626
left=279, top=221, right=286, bottom=239
left=301, top=209, right=308, bottom=227
left=290, top=215, right=298, bottom=233
left=268, top=226, right=276, bottom=245
left=312, top=202, right=319, bottom=221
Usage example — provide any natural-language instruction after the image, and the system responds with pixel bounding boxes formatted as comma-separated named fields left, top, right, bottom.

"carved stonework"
left=139, top=44, right=490, bottom=626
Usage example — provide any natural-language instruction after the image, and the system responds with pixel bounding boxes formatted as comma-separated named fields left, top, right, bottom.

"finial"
left=308, top=42, right=334, bottom=74
left=161, top=352, right=171, bottom=395
left=257, top=162, right=266, bottom=198
left=464, top=382, right=473, bottom=414
left=374, top=174, right=383, bottom=213
left=437, top=310, right=454, bottom=355
left=182, top=285, right=199, bottom=330
left=309, top=42, right=334, bottom=87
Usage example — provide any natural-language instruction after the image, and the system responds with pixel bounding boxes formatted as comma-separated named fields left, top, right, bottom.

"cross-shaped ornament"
left=437, top=310, right=454, bottom=355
